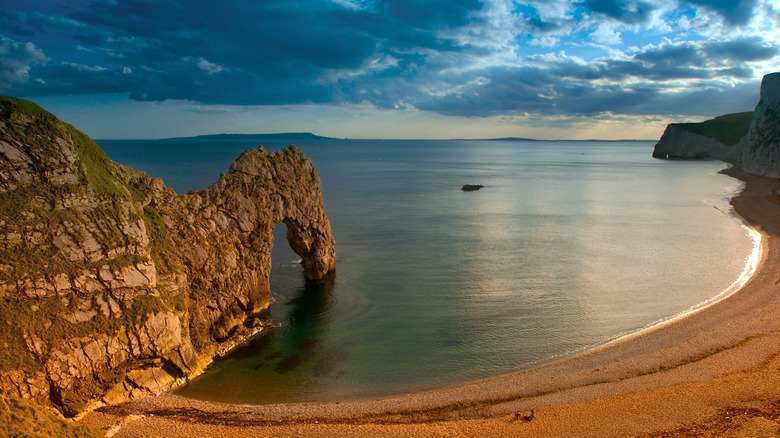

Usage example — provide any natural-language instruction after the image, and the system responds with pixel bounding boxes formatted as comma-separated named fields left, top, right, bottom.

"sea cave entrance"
left=269, top=221, right=307, bottom=316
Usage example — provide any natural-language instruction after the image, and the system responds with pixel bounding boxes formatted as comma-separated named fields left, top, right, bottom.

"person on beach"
left=514, top=410, right=535, bottom=421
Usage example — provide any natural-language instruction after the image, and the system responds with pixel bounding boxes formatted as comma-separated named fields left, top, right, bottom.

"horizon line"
left=95, top=132, right=657, bottom=142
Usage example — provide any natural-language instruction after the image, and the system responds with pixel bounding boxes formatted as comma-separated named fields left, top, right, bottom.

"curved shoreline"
left=82, top=169, right=780, bottom=437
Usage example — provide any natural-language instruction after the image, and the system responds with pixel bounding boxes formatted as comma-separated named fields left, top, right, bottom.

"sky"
left=1, top=0, right=779, bottom=140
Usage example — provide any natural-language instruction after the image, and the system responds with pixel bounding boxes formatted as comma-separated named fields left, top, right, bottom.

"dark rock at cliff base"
left=462, top=184, right=484, bottom=191
left=0, top=96, right=336, bottom=415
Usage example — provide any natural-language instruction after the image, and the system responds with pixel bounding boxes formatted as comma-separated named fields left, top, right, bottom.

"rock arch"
left=0, top=97, right=337, bottom=415
left=174, top=146, right=337, bottom=346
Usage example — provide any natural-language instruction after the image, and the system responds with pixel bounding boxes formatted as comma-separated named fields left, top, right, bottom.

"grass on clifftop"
left=1, top=95, right=133, bottom=202
left=0, top=96, right=52, bottom=119
left=0, top=393, right=103, bottom=438
left=674, top=112, right=753, bottom=146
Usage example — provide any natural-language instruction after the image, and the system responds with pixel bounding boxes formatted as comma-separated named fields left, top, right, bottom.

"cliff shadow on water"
left=173, top=269, right=345, bottom=404
left=238, top=271, right=337, bottom=373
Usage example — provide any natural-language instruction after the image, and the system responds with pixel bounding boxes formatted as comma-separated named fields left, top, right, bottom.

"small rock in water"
left=461, top=184, right=484, bottom=191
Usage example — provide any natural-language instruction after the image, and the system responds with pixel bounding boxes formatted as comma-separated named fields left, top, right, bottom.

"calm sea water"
left=99, top=138, right=756, bottom=404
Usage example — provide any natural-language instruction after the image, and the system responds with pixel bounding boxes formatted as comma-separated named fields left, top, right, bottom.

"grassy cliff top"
left=0, top=96, right=55, bottom=119
left=0, top=95, right=135, bottom=200
left=673, top=112, right=753, bottom=146
left=0, top=393, right=103, bottom=438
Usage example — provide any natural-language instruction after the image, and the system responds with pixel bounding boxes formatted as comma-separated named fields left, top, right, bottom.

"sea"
left=97, top=137, right=758, bottom=405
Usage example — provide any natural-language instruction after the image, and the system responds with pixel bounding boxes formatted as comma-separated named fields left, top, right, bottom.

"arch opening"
left=269, top=222, right=307, bottom=320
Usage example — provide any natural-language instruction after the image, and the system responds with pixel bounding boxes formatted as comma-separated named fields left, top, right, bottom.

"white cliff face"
left=652, top=125, right=735, bottom=161
left=741, top=73, right=780, bottom=178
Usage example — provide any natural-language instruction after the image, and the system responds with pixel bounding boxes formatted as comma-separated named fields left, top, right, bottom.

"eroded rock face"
left=0, top=97, right=335, bottom=415
left=652, top=125, right=736, bottom=161
left=741, top=73, right=780, bottom=178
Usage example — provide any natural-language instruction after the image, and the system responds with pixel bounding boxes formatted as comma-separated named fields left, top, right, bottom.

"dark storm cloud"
left=686, top=0, right=759, bottom=26
left=0, top=0, right=490, bottom=105
left=381, top=0, right=483, bottom=28
left=578, top=0, right=656, bottom=24
left=0, top=0, right=777, bottom=119
left=702, top=37, right=779, bottom=62
left=2, top=0, right=389, bottom=104
left=8, top=63, right=135, bottom=97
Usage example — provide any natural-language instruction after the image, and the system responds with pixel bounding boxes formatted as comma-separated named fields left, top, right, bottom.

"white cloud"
left=63, top=62, right=107, bottom=72
left=525, top=0, right=575, bottom=21
left=0, top=37, right=48, bottom=89
left=530, top=35, right=561, bottom=47
left=197, top=57, right=223, bottom=74
left=331, top=0, right=364, bottom=10
left=590, top=24, right=622, bottom=45
left=528, top=50, right=587, bottom=65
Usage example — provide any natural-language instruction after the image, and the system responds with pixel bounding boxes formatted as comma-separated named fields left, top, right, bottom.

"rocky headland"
left=0, top=96, right=335, bottom=416
left=653, top=72, right=780, bottom=181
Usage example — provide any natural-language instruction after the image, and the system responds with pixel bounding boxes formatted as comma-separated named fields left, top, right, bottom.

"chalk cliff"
left=0, top=96, right=335, bottom=416
left=652, top=112, right=751, bottom=162
left=740, top=73, right=780, bottom=178
left=652, top=72, right=780, bottom=179
left=652, top=125, right=731, bottom=160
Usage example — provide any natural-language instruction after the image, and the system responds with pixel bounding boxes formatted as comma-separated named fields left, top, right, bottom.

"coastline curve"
left=81, top=169, right=780, bottom=437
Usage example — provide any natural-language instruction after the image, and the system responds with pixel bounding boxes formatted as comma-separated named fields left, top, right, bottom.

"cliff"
left=0, top=96, right=336, bottom=416
left=740, top=73, right=780, bottom=178
left=652, top=112, right=752, bottom=162
left=652, top=72, right=780, bottom=180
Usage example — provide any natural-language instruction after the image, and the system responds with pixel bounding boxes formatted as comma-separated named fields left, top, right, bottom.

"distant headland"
left=162, top=132, right=333, bottom=141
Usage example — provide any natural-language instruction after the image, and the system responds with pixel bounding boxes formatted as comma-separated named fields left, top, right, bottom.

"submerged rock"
left=0, top=96, right=336, bottom=415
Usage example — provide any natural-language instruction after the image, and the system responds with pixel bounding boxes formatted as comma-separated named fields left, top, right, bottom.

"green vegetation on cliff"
left=0, top=96, right=52, bottom=119
left=0, top=97, right=187, bottom=375
left=0, top=97, right=143, bottom=283
left=674, top=112, right=753, bottom=146
left=0, top=95, right=133, bottom=201
left=142, top=205, right=180, bottom=275
left=0, top=393, right=103, bottom=438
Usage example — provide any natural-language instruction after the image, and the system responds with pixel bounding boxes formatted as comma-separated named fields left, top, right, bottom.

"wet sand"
left=81, top=170, right=780, bottom=437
